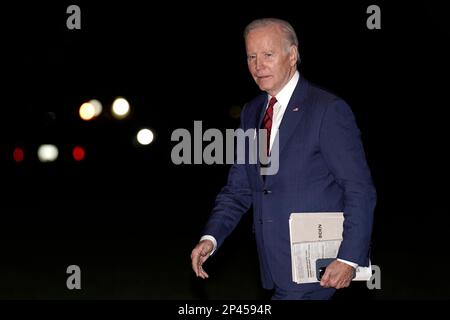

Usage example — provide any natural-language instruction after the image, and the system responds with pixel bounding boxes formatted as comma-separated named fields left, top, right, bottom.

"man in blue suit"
left=191, top=18, right=376, bottom=300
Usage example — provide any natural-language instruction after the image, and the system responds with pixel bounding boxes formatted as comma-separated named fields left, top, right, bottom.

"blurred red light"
left=13, top=147, right=24, bottom=162
left=73, top=146, right=85, bottom=161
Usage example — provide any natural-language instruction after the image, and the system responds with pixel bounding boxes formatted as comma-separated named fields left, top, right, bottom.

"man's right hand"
left=191, top=239, right=214, bottom=279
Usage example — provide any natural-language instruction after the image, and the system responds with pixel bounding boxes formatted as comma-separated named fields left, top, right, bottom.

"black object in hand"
left=316, top=258, right=336, bottom=281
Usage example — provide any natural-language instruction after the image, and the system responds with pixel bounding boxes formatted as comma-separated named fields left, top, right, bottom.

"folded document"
left=289, top=212, right=372, bottom=283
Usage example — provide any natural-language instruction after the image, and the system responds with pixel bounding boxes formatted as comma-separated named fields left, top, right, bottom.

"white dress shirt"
left=201, top=71, right=358, bottom=270
left=267, top=70, right=299, bottom=152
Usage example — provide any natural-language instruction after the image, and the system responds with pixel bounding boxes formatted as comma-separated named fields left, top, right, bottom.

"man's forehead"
left=248, top=24, right=281, bottom=38
left=246, top=28, right=283, bottom=49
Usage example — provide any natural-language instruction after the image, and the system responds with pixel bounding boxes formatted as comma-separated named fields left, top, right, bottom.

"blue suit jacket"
left=203, top=76, right=377, bottom=290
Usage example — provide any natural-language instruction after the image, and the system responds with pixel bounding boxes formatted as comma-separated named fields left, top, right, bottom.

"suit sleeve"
left=319, top=99, right=377, bottom=266
left=202, top=105, right=253, bottom=250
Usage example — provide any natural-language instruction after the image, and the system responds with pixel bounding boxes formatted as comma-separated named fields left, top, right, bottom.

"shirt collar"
left=268, top=70, right=300, bottom=109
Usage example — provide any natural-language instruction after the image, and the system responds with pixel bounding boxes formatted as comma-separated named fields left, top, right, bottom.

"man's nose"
left=255, top=57, right=264, bottom=71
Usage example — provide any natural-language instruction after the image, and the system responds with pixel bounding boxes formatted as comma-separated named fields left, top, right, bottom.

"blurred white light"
left=37, top=144, right=59, bottom=162
left=112, top=97, right=130, bottom=119
left=137, top=128, right=154, bottom=145
left=89, top=99, right=103, bottom=117
left=79, top=102, right=96, bottom=121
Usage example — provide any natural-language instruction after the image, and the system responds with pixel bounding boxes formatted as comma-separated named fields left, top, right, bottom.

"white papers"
left=289, top=212, right=372, bottom=283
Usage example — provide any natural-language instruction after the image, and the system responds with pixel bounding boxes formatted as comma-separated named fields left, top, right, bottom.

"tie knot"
left=268, top=96, right=277, bottom=109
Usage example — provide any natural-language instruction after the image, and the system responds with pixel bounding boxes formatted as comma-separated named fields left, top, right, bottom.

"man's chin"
left=256, top=83, right=271, bottom=92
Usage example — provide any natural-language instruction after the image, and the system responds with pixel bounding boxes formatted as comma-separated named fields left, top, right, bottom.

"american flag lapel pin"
left=292, top=107, right=299, bottom=112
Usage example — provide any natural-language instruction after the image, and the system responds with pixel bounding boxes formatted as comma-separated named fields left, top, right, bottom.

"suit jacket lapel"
left=253, top=95, right=268, bottom=185
left=261, top=78, right=310, bottom=186
left=249, top=78, right=310, bottom=186
left=275, top=78, right=310, bottom=156
left=257, top=96, right=269, bottom=129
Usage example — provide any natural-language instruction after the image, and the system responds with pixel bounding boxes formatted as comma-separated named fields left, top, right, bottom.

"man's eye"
left=265, top=53, right=273, bottom=57
left=248, top=55, right=256, bottom=60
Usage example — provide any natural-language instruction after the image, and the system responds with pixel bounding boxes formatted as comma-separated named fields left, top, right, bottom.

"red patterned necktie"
left=261, top=96, right=277, bottom=155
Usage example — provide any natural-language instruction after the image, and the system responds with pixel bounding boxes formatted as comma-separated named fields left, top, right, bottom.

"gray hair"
left=244, top=18, right=301, bottom=65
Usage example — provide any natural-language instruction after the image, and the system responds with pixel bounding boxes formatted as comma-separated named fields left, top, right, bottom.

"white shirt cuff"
left=337, top=258, right=358, bottom=269
left=200, top=235, right=217, bottom=256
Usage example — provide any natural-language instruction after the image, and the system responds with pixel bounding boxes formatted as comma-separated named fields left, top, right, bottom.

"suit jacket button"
left=263, top=189, right=272, bottom=194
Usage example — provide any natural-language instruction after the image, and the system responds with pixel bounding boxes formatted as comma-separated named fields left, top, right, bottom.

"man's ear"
left=290, top=46, right=299, bottom=66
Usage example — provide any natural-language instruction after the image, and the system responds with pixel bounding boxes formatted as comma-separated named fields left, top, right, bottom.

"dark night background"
left=0, top=1, right=449, bottom=300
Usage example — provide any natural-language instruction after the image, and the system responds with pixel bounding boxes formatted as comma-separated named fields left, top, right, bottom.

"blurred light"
left=79, top=102, right=96, bottom=121
left=46, top=111, right=56, bottom=122
left=72, top=146, right=85, bottom=161
left=112, top=97, right=130, bottom=119
left=229, top=105, right=242, bottom=119
left=89, top=99, right=103, bottom=117
left=137, top=128, right=154, bottom=145
left=13, top=147, right=24, bottom=163
left=37, top=144, right=59, bottom=162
